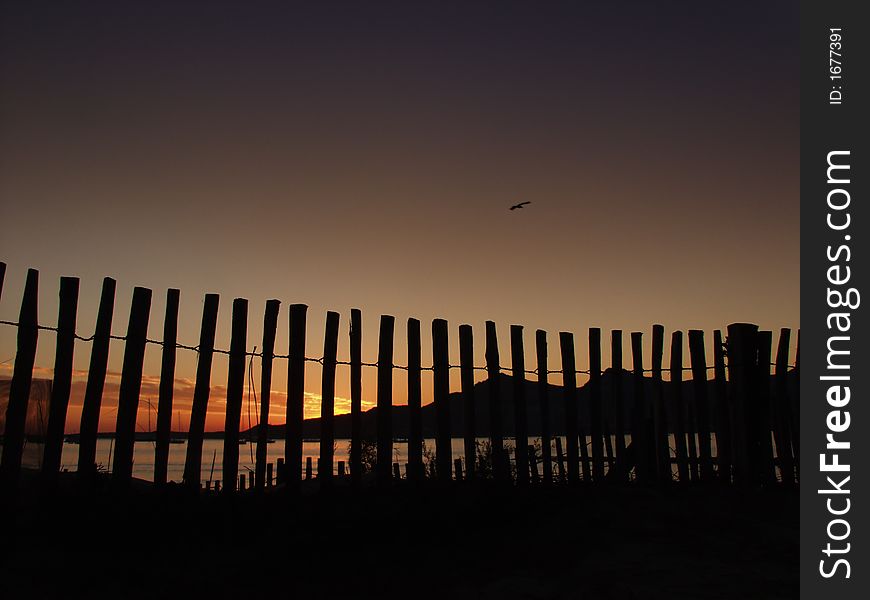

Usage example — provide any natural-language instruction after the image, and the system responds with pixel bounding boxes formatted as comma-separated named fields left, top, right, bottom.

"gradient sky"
left=0, top=1, right=799, bottom=433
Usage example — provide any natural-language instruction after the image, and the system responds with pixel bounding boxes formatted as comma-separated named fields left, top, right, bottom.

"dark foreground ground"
left=1, top=474, right=798, bottom=600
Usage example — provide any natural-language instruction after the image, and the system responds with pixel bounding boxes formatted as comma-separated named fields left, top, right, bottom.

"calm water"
left=24, top=434, right=726, bottom=484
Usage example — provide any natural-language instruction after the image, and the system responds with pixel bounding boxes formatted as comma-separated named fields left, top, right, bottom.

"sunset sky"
left=0, top=1, right=799, bottom=433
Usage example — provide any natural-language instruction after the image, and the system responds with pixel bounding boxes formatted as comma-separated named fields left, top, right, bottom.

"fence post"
left=459, top=324, right=476, bottom=481
left=559, top=332, right=579, bottom=484
left=350, top=309, right=363, bottom=486
left=222, top=298, right=248, bottom=493
left=154, top=288, right=180, bottom=487
left=773, top=328, right=795, bottom=486
left=407, top=318, right=423, bottom=482
left=78, top=277, right=116, bottom=476
left=305, top=456, right=312, bottom=480
left=756, top=331, right=776, bottom=485
left=0, top=269, right=39, bottom=489
left=651, top=325, right=668, bottom=482
left=255, top=299, right=280, bottom=489
left=433, top=319, right=452, bottom=483
left=112, top=286, right=152, bottom=487
left=669, top=331, right=689, bottom=483
left=376, top=315, right=395, bottom=486
left=726, top=323, right=758, bottom=486
left=42, top=277, right=80, bottom=483
left=629, top=332, right=650, bottom=483
left=713, top=330, right=731, bottom=483
left=453, top=458, right=463, bottom=481
left=319, top=311, right=340, bottom=487
left=276, top=458, right=285, bottom=484
left=0, top=262, right=4, bottom=298
left=183, top=294, right=219, bottom=490
left=688, top=330, right=713, bottom=481
left=554, top=436, right=566, bottom=482
left=267, top=462, right=274, bottom=486
left=510, top=325, right=529, bottom=485
left=536, top=330, right=552, bottom=484
left=609, top=330, right=626, bottom=481
left=286, top=304, right=308, bottom=491
left=588, top=328, right=604, bottom=482
left=486, top=321, right=507, bottom=482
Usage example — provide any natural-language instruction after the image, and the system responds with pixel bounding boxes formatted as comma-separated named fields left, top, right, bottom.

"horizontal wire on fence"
left=0, top=318, right=798, bottom=373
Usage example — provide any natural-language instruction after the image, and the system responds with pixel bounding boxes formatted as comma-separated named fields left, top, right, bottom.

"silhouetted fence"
left=0, top=264, right=800, bottom=494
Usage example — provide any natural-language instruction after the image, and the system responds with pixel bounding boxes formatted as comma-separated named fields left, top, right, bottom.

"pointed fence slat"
left=350, top=309, right=363, bottom=486
left=651, top=325, right=668, bottom=482
left=773, top=328, right=794, bottom=486
left=319, top=311, right=340, bottom=486
left=407, top=318, right=423, bottom=482
left=112, top=286, right=152, bottom=486
left=286, top=304, right=308, bottom=490
left=42, top=276, right=80, bottom=483
left=669, top=331, right=689, bottom=483
left=629, top=332, right=649, bottom=482
left=756, top=331, right=776, bottom=484
left=78, top=277, right=116, bottom=476
left=536, top=330, right=552, bottom=484
left=610, top=330, right=626, bottom=481
left=688, top=330, right=713, bottom=481
left=712, top=330, right=731, bottom=483
left=588, top=328, right=604, bottom=481
left=184, top=294, right=220, bottom=489
left=486, top=321, right=508, bottom=481
left=255, top=299, right=280, bottom=489
left=459, top=324, right=476, bottom=481
left=433, top=319, right=452, bottom=483
left=222, top=299, right=248, bottom=493
left=376, top=315, right=395, bottom=485
left=154, top=288, right=180, bottom=486
left=559, top=332, right=580, bottom=484
left=0, top=269, right=39, bottom=489
left=510, top=325, right=529, bottom=485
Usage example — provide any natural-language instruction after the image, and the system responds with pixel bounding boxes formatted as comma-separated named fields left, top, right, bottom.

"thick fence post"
left=433, top=319, right=452, bottom=483
left=610, top=330, right=626, bottom=481
left=112, top=286, right=152, bottom=486
left=536, top=330, right=552, bottom=484
left=792, top=330, right=800, bottom=481
left=773, top=328, right=795, bottom=486
left=319, top=311, right=340, bottom=487
left=154, top=288, right=180, bottom=487
left=756, top=331, right=776, bottom=484
left=183, top=294, right=219, bottom=489
left=510, top=325, right=529, bottom=485
left=713, top=330, right=732, bottom=483
left=688, top=330, right=713, bottom=481
left=726, top=323, right=758, bottom=486
left=222, top=299, right=248, bottom=493
left=588, top=328, right=604, bottom=482
left=459, top=324, right=476, bottom=481
left=0, top=269, right=39, bottom=488
left=350, top=309, right=363, bottom=486
left=559, top=332, right=579, bottom=484
left=554, top=436, right=566, bottom=482
left=78, top=277, right=116, bottom=476
left=42, top=277, right=80, bottom=483
left=376, top=315, right=395, bottom=485
left=669, top=331, right=689, bottom=483
left=486, top=322, right=507, bottom=482
left=651, top=325, right=668, bottom=482
left=286, top=304, right=308, bottom=490
left=255, top=299, right=280, bottom=489
left=407, top=318, right=423, bottom=482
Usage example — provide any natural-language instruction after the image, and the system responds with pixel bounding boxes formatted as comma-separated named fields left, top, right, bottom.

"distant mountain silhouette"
left=243, top=369, right=798, bottom=440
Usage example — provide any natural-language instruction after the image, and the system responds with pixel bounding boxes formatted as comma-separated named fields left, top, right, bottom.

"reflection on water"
left=54, top=434, right=729, bottom=484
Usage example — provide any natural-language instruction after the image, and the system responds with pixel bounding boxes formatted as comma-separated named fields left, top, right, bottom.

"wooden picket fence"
left=0, top=264, right=800, bottom=493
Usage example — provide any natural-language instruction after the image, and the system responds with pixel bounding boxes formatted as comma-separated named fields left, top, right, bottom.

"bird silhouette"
left=509, top=201, right=531, bottom=211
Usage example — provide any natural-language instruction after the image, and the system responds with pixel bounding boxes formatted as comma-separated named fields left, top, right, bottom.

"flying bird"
left=509, top=201, right=531, bottom=211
